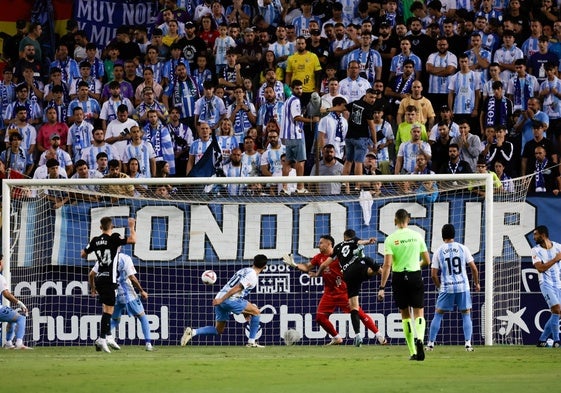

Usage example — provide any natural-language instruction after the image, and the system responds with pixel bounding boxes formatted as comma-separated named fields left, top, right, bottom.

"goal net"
left=1, top=173, right=533, bottom=347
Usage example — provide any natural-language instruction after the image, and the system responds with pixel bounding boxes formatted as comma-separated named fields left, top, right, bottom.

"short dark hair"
left=75, top=159, right=88, bottom=168
left=320, top=234, right=335, bottom=247
left=253, top=254, right=268, bottom=269
left=108, top=159, right=120, bottom=169
left=395, top=209, right=411, bottom=223
left=442, top=224, right=455, bottom=240
left=343, top=229, right=356, bottom=239
left=535, top=225, right=549, bottom=238
left=291, top=79, right=303, bottom=88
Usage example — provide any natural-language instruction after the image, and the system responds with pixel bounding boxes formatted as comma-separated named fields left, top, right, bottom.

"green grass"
left=1, top=345, right=559, bottom=393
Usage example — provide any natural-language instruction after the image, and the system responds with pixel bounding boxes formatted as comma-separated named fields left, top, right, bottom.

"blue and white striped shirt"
left=280, top=95, right=303, bottom=140
left=531, top=241, right=561, bottom=288
left=431, top=241, right=474, bottom=293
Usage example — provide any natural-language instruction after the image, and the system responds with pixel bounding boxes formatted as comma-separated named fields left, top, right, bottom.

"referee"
left=378, top=209, right=430, bottom=361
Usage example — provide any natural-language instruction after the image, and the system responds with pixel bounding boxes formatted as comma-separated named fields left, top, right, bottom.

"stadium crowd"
left=1, top=0, right=561, bottom=197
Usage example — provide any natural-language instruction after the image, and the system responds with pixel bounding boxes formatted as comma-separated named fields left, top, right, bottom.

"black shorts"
left=95, top=276, right=117, bottom=307
left=391, top=270, right=424, bottom=310
left=343, top=260, right=372, bottom=298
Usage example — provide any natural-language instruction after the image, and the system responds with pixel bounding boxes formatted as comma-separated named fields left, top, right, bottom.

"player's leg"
left=427, top=292, right=451, bottom=350
left=4, top=321, right=16, bottom=348
left=409, top=271, right=426, bottom=360
left=458, top=292, right=474, bottom=350
left=13, top=313, right=28, bottom=349
left=126, top=299, right=153, bottom=350
left=537, top=287, right=560, bottom=346
left=316, top=296, right=341, bottom=344
left=343, top=264, right=364, bottom=343
left=110, top=302, right=124, bottom=332
left=550, top=304, right=561, bottom=345
left=243, top=302, right=264, bottom=347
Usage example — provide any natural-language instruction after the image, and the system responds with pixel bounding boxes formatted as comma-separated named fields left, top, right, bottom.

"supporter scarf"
left=146, top=122, right=163, bottom=159
left=232, top=101, right=252, bottom=136
left=485, top=97, right=510, bottom=128
left=332, top=112, right=343, bottom=141
left=513, top=77, right=532, bottom=108
left=535, top=158, right=549, bottom=192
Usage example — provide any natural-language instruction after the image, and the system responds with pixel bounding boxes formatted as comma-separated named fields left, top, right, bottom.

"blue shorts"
left=283, top=138, right=307, bottom=163
left=435, top=291, right=472, bottom=311
left=345, top=137, right=370, bottom=163
left=215, top=297, right=249, bottom=322
left=541, top=284, right=561, bottom=308
left=0, top=306, right=19, bottom=322
left=113, top=298, right=146, bottom=319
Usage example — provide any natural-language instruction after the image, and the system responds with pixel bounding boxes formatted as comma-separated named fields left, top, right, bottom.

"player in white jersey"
left=105, top=253, right=153, bottom=351
left=531, top=225, right=561, bottom=347
left=0, top=254, right=31, bottom=349
left=180, top=254, right=269, bottom=347
left=426, top=224, right=479, bottom=352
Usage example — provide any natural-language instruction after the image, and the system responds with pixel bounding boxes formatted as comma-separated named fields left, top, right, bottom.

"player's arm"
left=126, top=218, right=136, bottom=244
left=420, top=250, right=430, bottom=267
left=357, top=237, right=376, bottom=246
left=430, top=267, right=440, bottom=289
left=467, top=260, right=480, bottom=292
left=312, top=257, right=334, bottom=277
left=377, top=253, right=393, bottom=300
left=1, top=288, right=28, bottom=315
left=213, top=283, right=244, bottom=306
left=533, top=252, right=561, bottom=273
left=88, top=269, right=97, bottom=296
left=129, top=274, right=148, bottom=300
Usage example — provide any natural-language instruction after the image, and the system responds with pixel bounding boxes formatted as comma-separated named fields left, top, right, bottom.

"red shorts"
left=317, top=292, right=350, bottom=314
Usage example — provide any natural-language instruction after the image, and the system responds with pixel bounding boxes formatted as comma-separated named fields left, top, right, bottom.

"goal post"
left=2, top=173, right=528, bottom=347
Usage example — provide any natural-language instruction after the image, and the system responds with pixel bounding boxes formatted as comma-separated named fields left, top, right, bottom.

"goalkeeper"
left=0, top=255, right=31, bottom=349
left=309, top=229, right=382, bottom=347
left=284, top=235, right=386, bottom=346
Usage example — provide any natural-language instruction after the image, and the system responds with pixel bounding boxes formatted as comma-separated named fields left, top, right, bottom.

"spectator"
left=506, top=59, right=539, bottom=112
left=99, top=81, right=135, bottom=130
left=494, top=29, right=524, bottom=81
left=260, top=124, right=285, bottom=195
left=426, top=36, right=458, bottom=111
left=538, top=62, right=561, bottom=147
left=69, top=159, right=103, bottom=202
left=396, top=80, right=436, bottom=130
left=67, top=81, right=101, bottom=126
left=487, top=125, right=516, bottom=176
left=338, top=60, right=371, bottom=104
left=36, top=107, right=69, bottom=154
left=395, top=124, right=432, bottom=175
left=395, top=106, right=429, bottom=154
left=317, top=96, right=347, bottom=160
left=372, top=106, right=394, bottom=175
left=122, top=125, right=156, bottom=177
left=105, top=104, right=138, bottom=158
left=67, top=106, right=94, bottom=163
left=310, top=144, right=344, bottom=195
left=439, top=142, right=473, bottom=174
left=101, top=159, right=135, bottom=199
left=227, top=85, right=257, bottom=142
left=448, top=53, right=481, bottom=133
left=451, top=120, right=483, bottom=172
left=143, top=110, right=176, bottom=175
left=521, top=119, right=558, bottom=176
left=528, top=146, right=561, bottom=195
left=479, top=80, right=513, bottom=136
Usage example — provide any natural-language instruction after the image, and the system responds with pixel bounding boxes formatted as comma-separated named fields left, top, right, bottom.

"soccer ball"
left=283, top=329, right=302, bottom=345
left=201, top=270, right=217, bottom=285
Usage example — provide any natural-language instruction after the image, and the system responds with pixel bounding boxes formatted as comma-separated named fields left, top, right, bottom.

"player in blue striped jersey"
left=110, top=253, right=153, bottom=351
left=180, top=254, right=268, bottom=347
left=426, top=224, right=479, bottom=351
left=531, top=225, right=561, bottom=347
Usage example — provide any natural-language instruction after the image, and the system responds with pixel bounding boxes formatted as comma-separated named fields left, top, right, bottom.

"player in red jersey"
left=284, top=235, right=387, bottom=345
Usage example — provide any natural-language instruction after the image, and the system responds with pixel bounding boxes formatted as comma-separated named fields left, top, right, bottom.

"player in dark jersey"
left=313, top=229, right=381, bottom=346
left=82, top=217, right=136, bottom=353
left=284, top=235, right=386, bottom=345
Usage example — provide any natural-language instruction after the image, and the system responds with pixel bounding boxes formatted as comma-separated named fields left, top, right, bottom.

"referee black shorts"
left=343, top=259, right=373, bottom=298
left=391, top=270, right=424, bottom=310
left=95, top=276, right=117, bottom=307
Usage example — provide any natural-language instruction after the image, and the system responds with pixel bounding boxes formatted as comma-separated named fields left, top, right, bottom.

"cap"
left=365, top=152, right=377, bottom=159
left=440, top=104, right=451, bottom=112
left=244, top=27, right=254, bottom=34
left=46, top=158, right=60, bottom=168
left=185, top=21, right=195, bottom=28
left=50, top=133, right=61, bottom=140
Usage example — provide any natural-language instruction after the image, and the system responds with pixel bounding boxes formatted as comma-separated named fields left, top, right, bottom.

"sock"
left=539, top=317, right=552, bottom=341
left=462, top=313, right=473, bottom=342
left=551, top=314, right=560, bottom=341
left=316, top=313, right=338, bottom=337
left=415, top=317, right=426, bottom=343
left=139, top=315, right=151, bottom=344
left=402, top=318, right=415, bottom=355
left=358, top=308, right=379, bottom=333
left=15, top=314, right=26, bottom=341
left=350, top=309, right=361, bottom=335
left=249, top=315, right=260, bottom=340
left=429, top=313, right=443, bottom=342
left=110, top=317, right=120, bottom=331
left=195, top=326, right=219, bottom=336
left=100, top=313, right=112, bottom=338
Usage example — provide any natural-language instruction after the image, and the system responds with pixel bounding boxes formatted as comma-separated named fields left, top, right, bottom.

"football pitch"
left=1, top=345, right=559, bottom=393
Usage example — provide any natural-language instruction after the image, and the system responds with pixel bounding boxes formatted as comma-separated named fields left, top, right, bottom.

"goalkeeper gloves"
left=16, top=301, right=28, bottom=316
left=282, top=254, right=297, bottom=268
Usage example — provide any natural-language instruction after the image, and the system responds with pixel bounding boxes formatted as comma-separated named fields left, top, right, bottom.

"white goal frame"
left=2, top=173, right=495, bottom=345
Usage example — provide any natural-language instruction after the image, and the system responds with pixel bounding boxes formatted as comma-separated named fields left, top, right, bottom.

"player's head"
left=441, top=224, right=455, bottom=240
left=253, top=254, right=268, bottom=269
left=534, top=225, right=549, bottom=238
left=395, top=209, right=411, bottom=225
left=534, top=225, right=550, bottom=247
left=100, top=217, right=114, bottom=231
left=343, top=229, right=356, bottom=240
left=320, top=235, right=335, bottom=247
